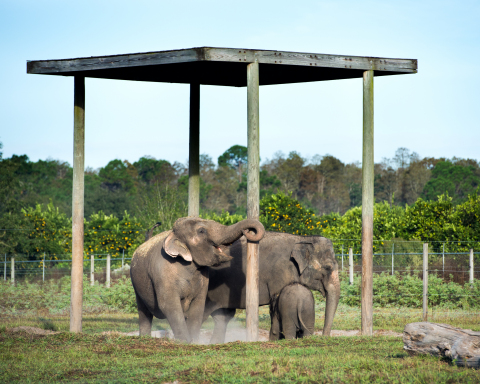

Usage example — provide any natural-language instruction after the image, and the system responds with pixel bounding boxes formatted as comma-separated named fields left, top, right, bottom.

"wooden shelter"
left=27, top=47, right=417, bottom=339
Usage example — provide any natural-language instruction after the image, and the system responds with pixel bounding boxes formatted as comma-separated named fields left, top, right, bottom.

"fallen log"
left=403, top=322, right=480, bottom=368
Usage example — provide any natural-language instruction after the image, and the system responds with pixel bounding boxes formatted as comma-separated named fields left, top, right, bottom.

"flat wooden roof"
left=27, top=47, right=417, bottom=87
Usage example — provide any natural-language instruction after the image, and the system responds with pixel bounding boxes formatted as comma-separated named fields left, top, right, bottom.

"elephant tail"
left=145, top=222, right=162, bottom=242
left=297, top=312, right=312, bottom=335
left=298, top=296, right=314, bottom=336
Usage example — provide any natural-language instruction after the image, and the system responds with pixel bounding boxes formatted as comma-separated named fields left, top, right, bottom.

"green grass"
left=2, top=330, right=480, bottom=383
left=2, top=277, right=480, bottom=382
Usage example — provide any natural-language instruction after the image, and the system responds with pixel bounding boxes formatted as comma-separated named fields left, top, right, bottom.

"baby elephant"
left=269, top=283, right=315, bottom=340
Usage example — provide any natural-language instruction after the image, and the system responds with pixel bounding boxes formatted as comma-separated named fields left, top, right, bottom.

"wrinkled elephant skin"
left=205, top=232, right=340, bottom=343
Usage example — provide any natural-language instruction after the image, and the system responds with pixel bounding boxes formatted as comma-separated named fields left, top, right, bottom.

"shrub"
left=260, top=192, right=320, bottom=236
left=201, top=210, right=245, bottom=226
left=340, top=272, right=480, bottom=309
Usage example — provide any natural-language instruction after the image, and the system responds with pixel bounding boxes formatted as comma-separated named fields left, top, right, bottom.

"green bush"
left=340, top=272, right=480, bottom=309
left=260, top=192, right=320, bottom=235
left=201, top=210, right=245, bottom=226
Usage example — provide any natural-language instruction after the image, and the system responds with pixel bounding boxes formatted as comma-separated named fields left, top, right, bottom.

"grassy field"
left=2, top=279, right=480, bottom=382
left=2, top=328, right=480, bottom=383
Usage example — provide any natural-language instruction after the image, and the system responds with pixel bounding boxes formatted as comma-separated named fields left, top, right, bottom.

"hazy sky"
left=1, top=0, right=479, bottom=169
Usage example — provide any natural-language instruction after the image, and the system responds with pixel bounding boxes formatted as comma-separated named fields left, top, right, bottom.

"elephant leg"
left=185, top=284, right=209, bottom=343
left=135, top=291, right=153, bottom=336
left=269, top=312, right=281, bottom=341
left=282, top=314, right=298, bottom=340
left=210, top=308, right=236, bottom=344
left=157, top=289, right=190, bottom=342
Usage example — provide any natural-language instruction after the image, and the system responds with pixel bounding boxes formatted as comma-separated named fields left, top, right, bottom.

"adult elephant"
left=204, top=232, right=340, bottom=343
left=131, top=217, right=264, bottom=343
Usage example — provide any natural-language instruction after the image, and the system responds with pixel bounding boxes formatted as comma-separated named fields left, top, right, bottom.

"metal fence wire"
left=2, top=241, right=479, bottom=320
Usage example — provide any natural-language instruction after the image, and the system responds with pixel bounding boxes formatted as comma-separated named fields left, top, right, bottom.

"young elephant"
left=130, top=217, right=264, bottom=343
left=269, top=283, right=315, bottom=340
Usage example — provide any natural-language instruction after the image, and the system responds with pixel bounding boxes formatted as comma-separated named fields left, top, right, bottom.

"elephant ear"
left=291, top=242, right=314, bottom=274
left=164, top=232, right=192, bottom=262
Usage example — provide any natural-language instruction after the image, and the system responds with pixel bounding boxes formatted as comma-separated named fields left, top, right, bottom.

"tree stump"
left=403, top=322, right=480, bottom=368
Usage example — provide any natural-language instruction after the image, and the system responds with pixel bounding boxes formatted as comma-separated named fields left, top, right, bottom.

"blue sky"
left=1, top=0, right=479, bottom=169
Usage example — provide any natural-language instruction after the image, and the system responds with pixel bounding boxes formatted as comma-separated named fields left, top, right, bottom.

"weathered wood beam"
left=70, top=76, right=85, bottom=333
left=207, top=48, right=417, bottom=73
left=246, top=60, right=260, bottom=342
left=27, top=49, right=200, bottom=74
left=188, top=83, right=200, bottom=217
left=27, top=47, right=417, bottom=75
left=361, top=69, right=374, bottom=336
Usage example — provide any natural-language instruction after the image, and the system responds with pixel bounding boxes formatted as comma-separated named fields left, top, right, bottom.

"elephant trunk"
left=323, top=269, right=340, bottom=336
left=211, top=219, right=265, bottom=245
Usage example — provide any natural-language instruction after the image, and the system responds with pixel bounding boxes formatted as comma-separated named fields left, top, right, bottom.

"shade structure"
left=27, top=46, right=417, bottom=85
left=27, top=46, right=417, bottom=337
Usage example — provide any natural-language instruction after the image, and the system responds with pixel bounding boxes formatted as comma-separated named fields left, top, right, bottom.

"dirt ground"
left=10, top=326, right=402, bottom=342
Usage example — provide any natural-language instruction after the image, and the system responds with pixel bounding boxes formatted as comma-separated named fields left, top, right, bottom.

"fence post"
left=43, top=253, right=45, bottom=282
left=423, top=243, right=428, bottom=322
left=4, top=254, right=6, bottom=281
left=341, top=245, right=344, bottom=271
left=90, top=255, right=94, bottom=286
left=106, top=254, right=111, bottom=288
left=470, top=249, right=474, bottom=286
left=349, top=248, right=354, bottom=285
left=11, top=257, right=15, bottom=284
left=442, top=242, right=445, bottom=275
left=391, top=243, right=394, bottom=276
left=122, top=249, right=125, bottom=269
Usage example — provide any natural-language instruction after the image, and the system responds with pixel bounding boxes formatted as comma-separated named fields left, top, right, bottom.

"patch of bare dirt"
left=9, top=326, right=60, bottom=336
left=314, top=329, right=402, bottom=337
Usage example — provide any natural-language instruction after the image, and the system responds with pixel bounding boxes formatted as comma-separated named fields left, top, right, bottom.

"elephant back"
left=131, top=230, right=172, bottom=269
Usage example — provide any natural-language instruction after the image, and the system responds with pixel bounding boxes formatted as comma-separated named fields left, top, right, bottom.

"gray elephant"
left=130, top=217, right=265, bottom=343
left=269, top=283, right=315, bottom=340
left=204, top=232, right=340, bottom=343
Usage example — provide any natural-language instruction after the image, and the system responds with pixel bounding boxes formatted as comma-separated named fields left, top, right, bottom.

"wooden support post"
left=90, top=255, right=94, bottom=286
left=349, top=248, right=354, bottom=285
left=188, top=83, right=200, bottom=217
left=106, top=254, right=111, bottom=288
left=361, top=69, right=374, bottom=336
left=70, top=76, right=85, bottom=333
left=11, top=257, right=14, bottom=284
left=246, top=60, right=260, bottom=342
left=470, top=249, right=474, bottom=286
left=423, top=243, right=428, bottom=322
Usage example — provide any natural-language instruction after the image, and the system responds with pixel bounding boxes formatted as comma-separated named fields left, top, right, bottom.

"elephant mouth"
left=213, top=244, right=228, bottom=256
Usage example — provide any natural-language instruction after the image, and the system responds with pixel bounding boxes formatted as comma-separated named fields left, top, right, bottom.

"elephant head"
left=291, top=238, right=340, bottom=336
left=164, top=217, right=265, bottom=267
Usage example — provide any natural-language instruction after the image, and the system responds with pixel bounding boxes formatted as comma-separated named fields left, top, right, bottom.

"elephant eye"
left=198, top=228, right=206, bottom=235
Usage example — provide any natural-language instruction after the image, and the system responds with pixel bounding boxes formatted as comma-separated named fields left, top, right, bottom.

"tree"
left=99, top=159, right=136, bottom=193
left=422, top=160, right=480, bottom=204
left=218, top=145, right=247, bottom=182
left=133, top=156, right=175, bottom=186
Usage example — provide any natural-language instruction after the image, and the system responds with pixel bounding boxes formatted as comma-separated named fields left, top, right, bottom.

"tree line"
left=1, top=142, right=479, bottom=258
left=1, top=144, right=479, bottom=219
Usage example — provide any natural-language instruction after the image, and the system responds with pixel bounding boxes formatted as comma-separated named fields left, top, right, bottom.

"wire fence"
left=1, top=253, right=133, bottom=284
left=1, top=242, right=479, bottom=320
